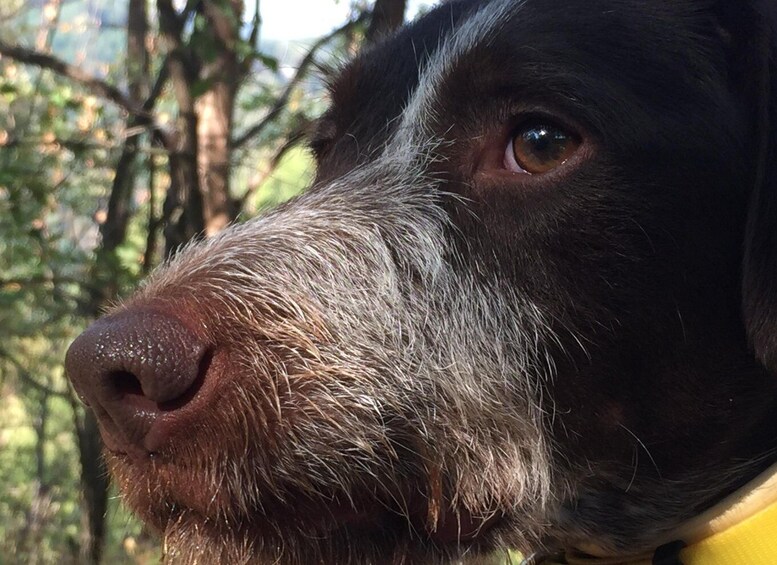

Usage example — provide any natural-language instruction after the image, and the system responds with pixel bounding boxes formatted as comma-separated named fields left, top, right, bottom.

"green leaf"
left=256, top=53, right=279, bottom=72
left=190, top=78, right=213, bottom=98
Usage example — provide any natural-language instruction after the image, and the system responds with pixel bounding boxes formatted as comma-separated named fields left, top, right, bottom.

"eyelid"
left=502, top=119, right=583, bottom=175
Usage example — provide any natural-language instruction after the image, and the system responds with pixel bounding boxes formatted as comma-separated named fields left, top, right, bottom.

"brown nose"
left=65, top=308, right=209, bottom=455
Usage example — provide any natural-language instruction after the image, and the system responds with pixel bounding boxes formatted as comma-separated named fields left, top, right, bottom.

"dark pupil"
left=521, top=126, right=568, bottom=162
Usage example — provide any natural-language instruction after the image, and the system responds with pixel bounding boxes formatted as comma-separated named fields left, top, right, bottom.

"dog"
left=65, top=0, right=777, bottom=563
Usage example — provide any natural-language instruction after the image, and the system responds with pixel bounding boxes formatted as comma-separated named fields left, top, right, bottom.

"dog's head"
left=66, top=0, right=777, bottom=562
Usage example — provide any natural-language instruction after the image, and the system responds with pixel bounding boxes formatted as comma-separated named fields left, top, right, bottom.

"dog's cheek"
left=451, top=161, right=658, bottom=314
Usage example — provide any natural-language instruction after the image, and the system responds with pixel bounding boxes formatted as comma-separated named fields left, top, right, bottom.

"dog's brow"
left=390, top=0, right=521, bottom=149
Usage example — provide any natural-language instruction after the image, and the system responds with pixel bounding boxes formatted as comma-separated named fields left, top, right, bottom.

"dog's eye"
left=505, top=121, right=581, bottom=174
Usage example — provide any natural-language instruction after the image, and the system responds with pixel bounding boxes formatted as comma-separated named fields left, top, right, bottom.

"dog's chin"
left=106, top=451, right=504, bottom=563
left=156, top=515, right=501, bottom=565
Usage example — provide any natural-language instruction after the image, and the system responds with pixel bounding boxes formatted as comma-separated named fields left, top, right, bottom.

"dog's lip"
left=415, top=506, right=503, bottom=544
left=95, top=347, right=223, bottom=461
left=312, top=497, right=503, bottom=545
left=109, top=448, right=503, bottom=547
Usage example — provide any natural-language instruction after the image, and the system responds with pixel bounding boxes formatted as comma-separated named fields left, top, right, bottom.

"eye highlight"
left=505, top=120, right=581, bottom=175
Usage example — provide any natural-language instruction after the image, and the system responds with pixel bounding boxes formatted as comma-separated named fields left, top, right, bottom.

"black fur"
left=317, top=0, right=777, bottom=553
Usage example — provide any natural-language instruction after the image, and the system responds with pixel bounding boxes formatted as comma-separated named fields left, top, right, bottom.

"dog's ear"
left=730, top=2, right=777, bottom=373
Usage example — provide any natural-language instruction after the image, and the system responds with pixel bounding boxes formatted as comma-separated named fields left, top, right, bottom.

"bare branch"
left=0, top=347, right=69, bottom=398
left=0, top=275, right=99, bottom=296
left=232, top=12, right=368, bottom=149
left=2, top=134, right=168, bottom=156
left=142, top=155, right=161, bottom=275
left=239, top=121, right=309, bottom=210
left=144, top=57, right=170, bottom=110
left=249, top=0, right=261, bottom=50
left=0, top=39, right=150, bottom=119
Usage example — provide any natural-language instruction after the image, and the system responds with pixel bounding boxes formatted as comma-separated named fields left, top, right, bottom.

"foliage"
left=0, top=0, right=329, bottom=560
left=1, top=5, right=148, bottom=561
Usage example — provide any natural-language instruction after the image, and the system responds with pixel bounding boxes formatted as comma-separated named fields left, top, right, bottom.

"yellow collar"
left=547, top=462, right=777, bottom=565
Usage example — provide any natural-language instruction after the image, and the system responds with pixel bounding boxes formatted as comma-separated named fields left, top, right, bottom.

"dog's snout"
left=65, top=308, right=210, bottom=454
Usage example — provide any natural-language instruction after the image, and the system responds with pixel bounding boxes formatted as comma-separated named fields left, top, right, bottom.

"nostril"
left=65, top=307, right=211, bottom=451
left=109, top=370, right=144, bottom=398
left=156, top=349, right=212, bottom=412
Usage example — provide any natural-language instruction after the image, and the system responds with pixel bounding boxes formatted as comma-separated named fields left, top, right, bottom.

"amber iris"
left=510, top=122, right=581, bottom=174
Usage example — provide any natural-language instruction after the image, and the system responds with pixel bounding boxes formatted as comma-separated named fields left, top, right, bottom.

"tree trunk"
left=162, top=109, right=206, bottom=256
left=75, top=410, right=110, bottom=564
left=19, top=394, right=53, bottom=565
left=158, top=0, right=246, bottom=251
left=197, top=81, right=240, bottom=235
left=196, top=0, right=244, bottom=235
left=195, top=0, right=244, bottom=235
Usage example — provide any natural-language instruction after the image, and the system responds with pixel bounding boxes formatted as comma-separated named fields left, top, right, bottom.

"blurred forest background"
left=0, top=0, right=428, bottom=562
